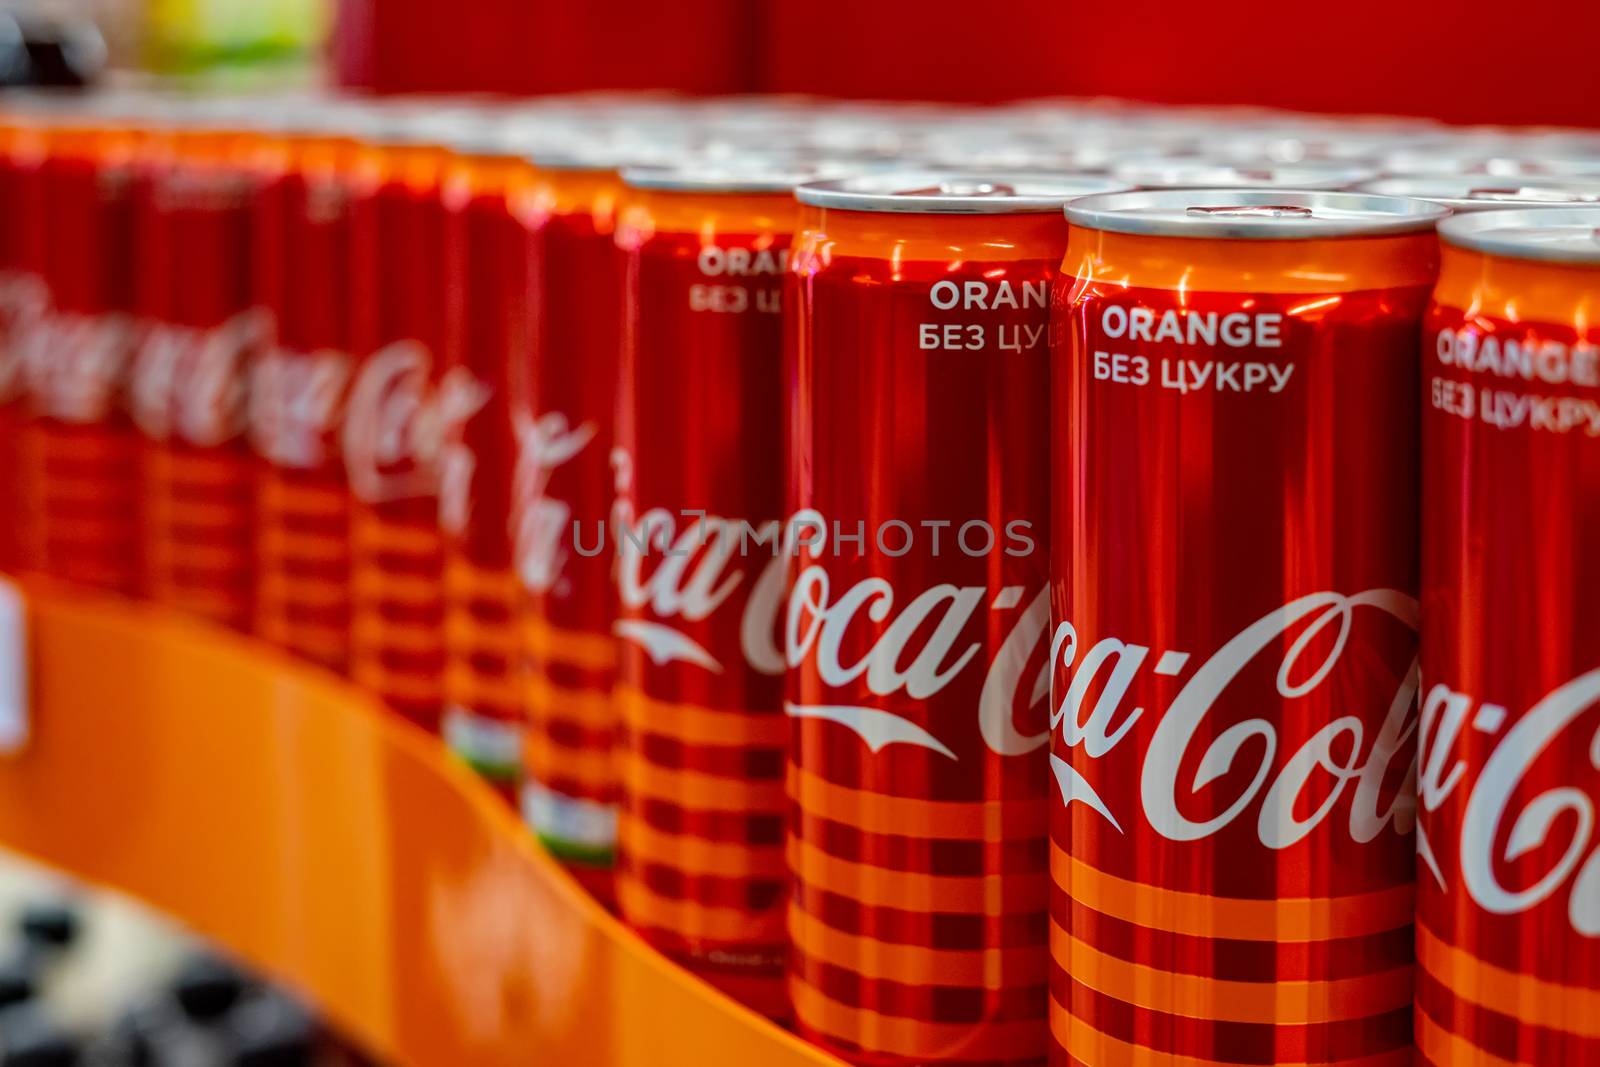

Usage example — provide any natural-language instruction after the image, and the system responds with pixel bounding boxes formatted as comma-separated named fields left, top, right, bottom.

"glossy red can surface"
left=1417, top=235, right=1600, bottom=1066
left=438, top=149, right=523, bottom=795
left=347, top=140, right=453, bottom=730
left=512, top=166, right=623, bottom=892
left=130, top=129, right=264, bottom=630
left=1050, top=209, right=1438, bottom=1066
left=27, top=124, right=143, bottom=594
left=612, top=185, right=796, bottom=1017
left=786, top=204, right=1064, bottom=1066
left=249, top=132, right=357, bottom=672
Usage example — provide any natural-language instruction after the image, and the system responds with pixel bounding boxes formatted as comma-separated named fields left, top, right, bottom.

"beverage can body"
left=0, top=112, right=53, bottom=576
left=1417, top=208, right=1600, bottom=1067
left=249, top=133, right=358, bottom=672
left=611, top=185, right=796, bottom=1017
left=514, top=167, right=625, bottom=891
left=132, top=129, right=263, bottom=630
left=1049, top=191, right=1444, bottom=1066
left=348, top=142, right=452, bottom=730
left=30, top=124, right=143, bottom=595
left=786, top=197, right=1070, bottom=1066
left=439, top=152, right=523, bottom=795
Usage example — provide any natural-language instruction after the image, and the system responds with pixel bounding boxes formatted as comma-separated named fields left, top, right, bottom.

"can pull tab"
left=903, top=180, right=1017, bottom=198
left=1186, top=204, right=1315, bottom=219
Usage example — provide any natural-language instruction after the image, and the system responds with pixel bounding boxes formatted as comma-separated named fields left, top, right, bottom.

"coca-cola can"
left=0, top=101, right=54, bottom=575
left=130, top=111, right=267, bottom=629
left=1050, top=189, right=1446, bottom=1067
left=1356, top=174, right=1600, bottom=211
left=786, top=171, right=1127, bottom=1066
left=510, top=142, right=638, bottom=898
left=436, top=126, right=526, bottom=797
left=1417, top=206, right=1600, bottom=1066
left=345, top=116, right=455, bottom=730
left=247, top=109, right=365, bottom=671
left=611, top=160, right=826, bottom=1017
left=26, top=110, right=144, bottom=593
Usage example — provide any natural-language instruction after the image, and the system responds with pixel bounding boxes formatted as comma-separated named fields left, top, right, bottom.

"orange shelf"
left=0, top=578, right=843, bottom=1067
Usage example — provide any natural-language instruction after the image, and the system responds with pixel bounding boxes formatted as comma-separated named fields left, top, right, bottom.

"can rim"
left=1354, top=176, right=1600, bottom=211
left=1111, top=160, right=1376, bottom=190
left=1437, top=206, right=1600, bottom=264
left=1064, top=188, right=1449, bottom=238
left=622, top=162, right=844, bottom=194
left=524, top=139, right=686, bottom=172
left=794, top=171, right=1131, bottom=214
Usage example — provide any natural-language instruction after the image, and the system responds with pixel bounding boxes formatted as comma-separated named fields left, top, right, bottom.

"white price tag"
left=0, top=578, right=27, bottom=755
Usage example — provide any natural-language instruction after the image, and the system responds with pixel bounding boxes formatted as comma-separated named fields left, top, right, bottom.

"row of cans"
left=0, top=86, right=1595, bottom=1067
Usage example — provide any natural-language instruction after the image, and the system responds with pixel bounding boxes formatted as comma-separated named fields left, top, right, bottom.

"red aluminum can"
left=24, top=115, right=144, bottom=593
left=511, top=153, right=629, bottom=895
left=436, top=132, right=526, bottom=795
left=786, top=172, right=1125, bottom=1067
left=1417, top=206, right=1600, bottom=1066
left=1049, top=190, right=1445, bottom=1067
left=0, top=103, right=52, bottom=575
left=248, top=114, right=363, bottom=671
left=611, top=162, right=817, bottom=1016
left=129, top=119, right=266, bottom=629
left=345, top=121, right=455, bottom=730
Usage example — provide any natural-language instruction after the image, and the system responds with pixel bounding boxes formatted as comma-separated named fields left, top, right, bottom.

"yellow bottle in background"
left=144, top=0, right=326, bottom=76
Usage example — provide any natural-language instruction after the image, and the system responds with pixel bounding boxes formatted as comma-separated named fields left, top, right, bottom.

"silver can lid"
left=1113, top=159, right=1375, bottom=190
left=1438, top=206, right=1600, bottom=264
left=794, top=171, right=1131, bottom=214
left=1356, top=176, right=1600, bottom=211
left=622, top=158, right=870, bottom=194
left=521, top=128, right=693, bottom=172
left=1065, top=189, right=1449, bottom=239
left=1379, top=149, right=1600, bottom=179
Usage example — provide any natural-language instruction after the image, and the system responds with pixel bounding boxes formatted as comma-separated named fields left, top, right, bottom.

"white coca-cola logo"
left=1418, top=670, right=1600, bottom=937
left=16, top=308, right=141, bottom=424
left=128, top=310, right=271, bottom=445
left=783, top=513, right=1050, bottom=760
left=1051, top=590, right=1419, bottom=847
left=507, top=412, right=598, bottom=588
left=608, top=494, right=1052, bottom=761
left=430, top=367, right=495, bottom=533
left=342, top=342, right=490, bottom=506
left=611, top=471, right=785, bottom=676
left=0, top=273, right=49, bottom=403
left=248, top=347, right=352, bottom=469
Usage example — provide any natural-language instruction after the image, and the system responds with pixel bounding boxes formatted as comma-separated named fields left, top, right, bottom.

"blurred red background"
left=334, top=0, right=1599, bottom=127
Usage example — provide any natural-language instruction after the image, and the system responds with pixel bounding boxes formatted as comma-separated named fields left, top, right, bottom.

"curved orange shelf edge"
left=0, top=579, right=844, bottom=1067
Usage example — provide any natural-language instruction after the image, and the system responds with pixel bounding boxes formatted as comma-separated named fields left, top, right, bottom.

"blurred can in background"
left=436, top=125, right=521, bottom=792
left=1417, top=207, right=1600, bottom=1067
left=25, top=109, right=143, bottom=593
left=247, top=109, right=361, bottom=671
left=345, top=114, right=454, bottom=730
left=785, top=173, right=1124, bottom=1066
left=510, top=143, right=633, bottom=896
left=0, top=99, right=53, bottom=575
left=130, top=105, right=266, bottom=630
left=611, top=160, right=813, bottom=1016
left=1049, top=190, right=1443, bottom=1067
